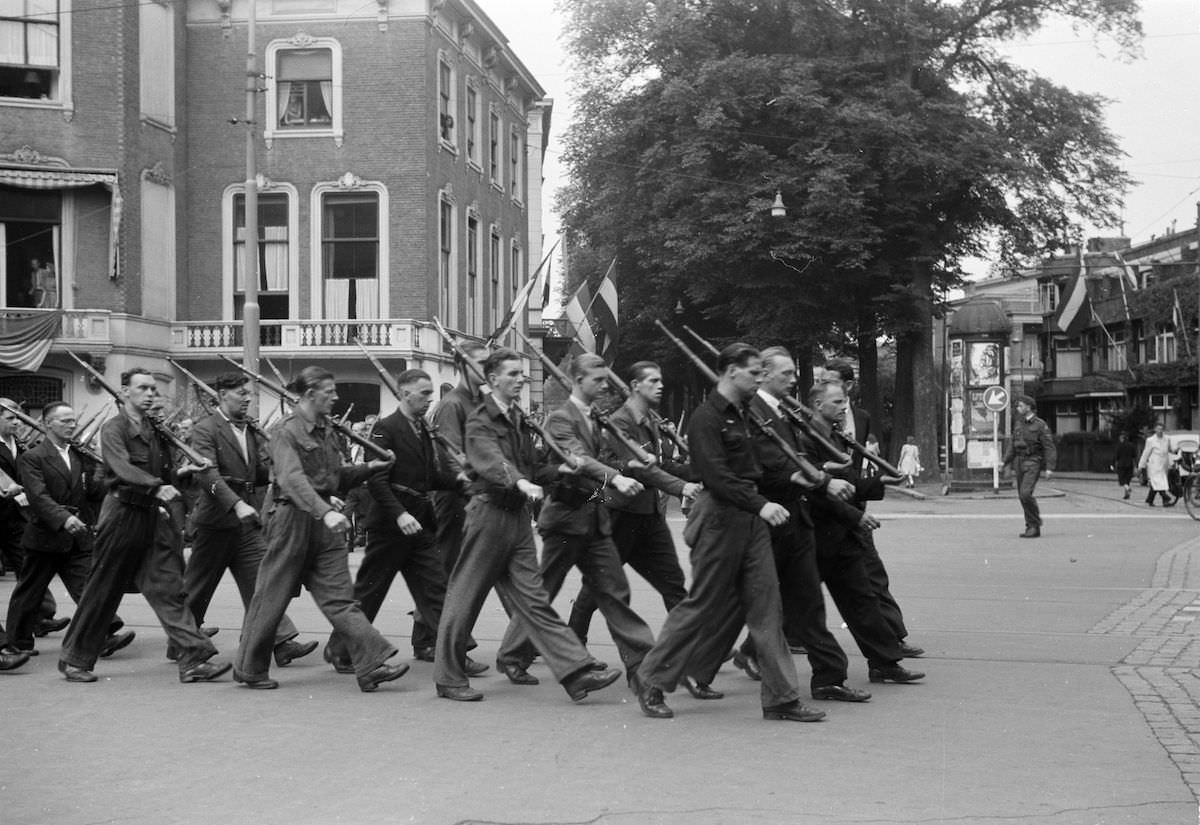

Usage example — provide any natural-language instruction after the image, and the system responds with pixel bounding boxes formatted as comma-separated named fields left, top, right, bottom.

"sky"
left=482, top=0, right=1200, bottom=291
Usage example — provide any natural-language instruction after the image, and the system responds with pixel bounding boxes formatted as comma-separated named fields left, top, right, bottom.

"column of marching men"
left=0, top=341, right=927, bottom=722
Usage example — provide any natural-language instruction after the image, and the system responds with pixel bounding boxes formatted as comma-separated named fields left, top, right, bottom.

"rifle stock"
left=0, top=399, right=102, bottom=464
left=603, top=367, right=690, bottom=461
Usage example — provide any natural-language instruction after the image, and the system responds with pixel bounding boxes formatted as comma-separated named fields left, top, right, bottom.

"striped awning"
left=0, top=167, right=121, bottom=280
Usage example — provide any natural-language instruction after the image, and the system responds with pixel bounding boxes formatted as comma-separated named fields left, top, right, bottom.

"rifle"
left=217, top=355, right=393, bottom=462
left=510, top=327, right=656, bottom=467
left=682, top=324, right=720, bottom=357
left=0, top=400, right=102, bottom=464
left=654, top=322, right=827, bottom=487
left=76, top=406, right=111, bottom=449
left=167, top=357, right=269, bottom=440
left=336, top=403, right=355, bottom=429
left=778, top=395, right=902, bottom=478
left=430, top=316, right=579, bottom=469
left=66, top=351, right=210, bottom=467
left=353, top=338, right=468, bottom=470
left=602, top=366, right=690, bottom=461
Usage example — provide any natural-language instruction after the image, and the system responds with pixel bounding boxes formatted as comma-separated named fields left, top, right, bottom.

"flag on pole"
left=487, top=238, right=560, bottom=346
left=585, top=258, right=618, bottom=359
left=1052, top=249, right=1091, bottom=338
left=562, top=280, right=596, bottom=355
left=0, top=310, right=62, bottom=372
left=1173, top=288, right=1192, bottom=358
left=1111, top=251, right=1136, bottom=324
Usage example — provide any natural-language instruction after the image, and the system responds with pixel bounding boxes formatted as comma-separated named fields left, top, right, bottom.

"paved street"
left=4, top=476, right=1200, bottom=825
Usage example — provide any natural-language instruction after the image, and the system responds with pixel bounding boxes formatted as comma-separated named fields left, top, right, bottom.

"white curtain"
left=318, top=81, right=333, bottom=119
left=323, top=278, right=377, bottom=319
left=324, top=279, right=349, bottom=318
left=276, top=80, right=292, bottom=125
left=355, top=278, right=378, bottom=318
left=0, top=21, right=24, bottom=64
left=262, top=226, right=288, bottom=291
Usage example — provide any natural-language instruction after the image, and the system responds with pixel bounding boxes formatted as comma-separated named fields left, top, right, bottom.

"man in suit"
left=0, top=464, right=34, bottom=671
left=184, top=373, right=315, bottom=668
left=494, top=353, right=655, bottom=686
left=324, top=368, right=486, bottom=677
left=4, top=402, right=134, bottom=657
left=824, top=361, right=922, bottom=658
left=433, top=348, right=623, bottom=703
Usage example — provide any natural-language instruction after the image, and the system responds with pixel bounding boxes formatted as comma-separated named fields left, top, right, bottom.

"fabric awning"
left=0, top=309, right=63, bottom=372
left=0, top=167, right=121, bottom=279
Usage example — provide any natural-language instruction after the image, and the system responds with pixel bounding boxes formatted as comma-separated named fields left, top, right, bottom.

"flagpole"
left=581, top=257, right=617, bottom=317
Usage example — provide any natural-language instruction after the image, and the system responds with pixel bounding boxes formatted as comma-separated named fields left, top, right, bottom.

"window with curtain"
left=439, top=199, right=453, bottom=324
left=277, top=48, right=332, bottom=128
left=438, top=58, right=455, bottom=144
left=0, top=184, right=60, bottom=308
left=321, top=193, right=378, bottom=319
left=510, top=242, right=522, bottom=303
left=510, top=126, right=523, bottom=202
left=233, top=192, right=290, bottom=320
left=465, top=84, right=479, bottom=165
left=489, top=110, right=501, bottom=187
left=467, top=214, right=479, bottom=335
left=489, top=229, right=501, bottom=328
left=0, top=0, right=59, bottom=100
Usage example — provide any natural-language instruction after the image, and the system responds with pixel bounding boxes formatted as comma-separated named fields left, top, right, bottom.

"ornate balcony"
left=168, top=318, right=455, bottom=358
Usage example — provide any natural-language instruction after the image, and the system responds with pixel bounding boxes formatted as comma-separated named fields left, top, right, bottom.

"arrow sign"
left=982, top=386, right=1009, bottom=412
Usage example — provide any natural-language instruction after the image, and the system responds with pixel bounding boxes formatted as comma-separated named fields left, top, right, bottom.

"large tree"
left=559, top=0, right=1139, bottom=461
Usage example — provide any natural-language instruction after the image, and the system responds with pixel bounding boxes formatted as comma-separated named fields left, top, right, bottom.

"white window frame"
left=488, top=106, right=502, bottom=190
left=0, top=0, right=72, bottom=115
left=438, top=191, right=457, bottom=328
left=1039, top=281, right=1058, bottom=314
left=464, top=80, right=481, bottom=170
left=264, top=35, right=343, bottom=148
left=221, top=181, right=300, bottom=321
left=466, top=209, right=480, bottom=335
left=138, top=0, right=174, bottom=130
left=509, top=124, right=523, bottom=204
left=309, top=176, right=389, bottom=320
left=437, top=51, right=456, bottom=152
left=489, top=225, right=502, bottom=329
left=509, top=239, right=522, bottom=305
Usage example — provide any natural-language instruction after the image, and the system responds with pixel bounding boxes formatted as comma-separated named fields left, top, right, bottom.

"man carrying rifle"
left=324, top=368, right=487, bottom=678
left=495, top=353, right=655, bottom=686
left=434, top=348, right=623, bottom=703
left=233, top=367, right=406, bottom=692
left=634, top=343, right=824, bottom=722
left=184, top=373, right=315, bottom=669
left=59, top=368, right=231, bottom=684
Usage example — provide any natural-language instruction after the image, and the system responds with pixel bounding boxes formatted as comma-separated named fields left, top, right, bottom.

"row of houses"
left=0, top=0, right=550, bottom=418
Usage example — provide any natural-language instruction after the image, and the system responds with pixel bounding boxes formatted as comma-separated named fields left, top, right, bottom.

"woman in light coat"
left=1138, top=423, right=1177, bottom=506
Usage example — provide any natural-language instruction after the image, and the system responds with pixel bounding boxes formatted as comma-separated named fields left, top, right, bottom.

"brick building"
left=0, top=0, right=551, bottom=419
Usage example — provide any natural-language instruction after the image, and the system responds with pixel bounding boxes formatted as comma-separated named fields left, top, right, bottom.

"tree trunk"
left=856, top=313, right=880, bottom=428
left=893, top=266, right=938, bottom=475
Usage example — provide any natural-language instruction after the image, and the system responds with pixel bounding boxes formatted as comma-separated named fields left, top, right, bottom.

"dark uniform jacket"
left=536, top=398, right=624, bottom=537
left=1002, top=414, right=1057, bottom=471
left=686, top=391, right=768, bottom=515
left=806, top=415, right=885, bottom=552
left=99, top=412, right=179, bottom=495
left=18, top=438, right=103, bottom=553
left=432, top=384, right=481, bottom=476
left=364, top=409, right=459, bottom=532
left=464, top=395, right=558, bottom=507
left=748, top=392, right=832, bottom=529
left=601, top=399, right=693, bottom=516
left=191, top=412, right=270, bottom=529
left=0, top=436, right=24, bottom=524
left=270, top=412, right=373, bottom=519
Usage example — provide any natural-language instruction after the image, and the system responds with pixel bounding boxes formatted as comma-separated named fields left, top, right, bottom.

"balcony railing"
left=170, top=319, right=438, bottom=354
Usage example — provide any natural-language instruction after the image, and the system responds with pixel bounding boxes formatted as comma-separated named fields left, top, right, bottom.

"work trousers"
left=434, top=499, right=594, bottom=689
left=327, top=525, right=457, bottom=662
left=815, top=533, right=903, bottom=668
left=567, top=509, right=687, bottom=644
left=1, top=510, right=56, bottom=620
left=498, top=528, right=655, bottom=673
left=1015, top=459, right=1043, bottom=528
left=858, top=530, right=909, bottom=642
left=235, top=502, right=396, bottom=681
left=186, top=522, right=299, bottom=646
left=738, top=518, right=850, bottom=690
left=61, top=495, right=217, bottom=671
left=637, top=495, right=802, bottom=708
left=413, top=492, right=470, bottom=650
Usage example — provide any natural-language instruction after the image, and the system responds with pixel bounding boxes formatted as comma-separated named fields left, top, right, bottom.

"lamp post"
left=243, top=0, right=261, bottom=415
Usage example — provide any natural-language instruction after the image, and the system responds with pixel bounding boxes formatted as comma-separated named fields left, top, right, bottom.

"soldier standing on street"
left=1001, top=394, right=1056, bottom=538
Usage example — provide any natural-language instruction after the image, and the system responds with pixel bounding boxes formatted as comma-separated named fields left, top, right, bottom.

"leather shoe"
left=498, top=660, right=539, bottom=685
left=1019, top=527, right=1041, bottom=538
left=868, top=664, right=925, bottom=684
left=0, top=648, right=31, bottom=671
left=899, top=642, right=925, bottom=658
left=463, top=656, right=490, bottom=677
left=637, top=683, right=674, bottom=719
left=587, top=660, right=610, bottom=671
left=57, top=660, right=97, bottom=682
left=436, top=683, right=483, bottom=702
left=812, top=683, right=871, bottom=702
left=683, top=676, right=724, bottom=700
left=323, top=644, right=355, bottom=674
left=202, top=626, right=220, bottom=637
left=563, top=667, right=621, bottom=701
left=14, top=647, right=37, bottom=656
left=179, top=660, right=232, bottom=683
left=357, top=662, right=410, bottom=692
left=233, top=670, right=279, bottom=690
left=100, top=630, right=136, bottom=658
left=274, top=639, right=318, bottom=667
left=35, top=616, right=70, bottom=637
left=763, top=700, right=826, bottom=722
left=412, top=646, right=435, bottom=663
left=732, top=651, right=762, bottom=681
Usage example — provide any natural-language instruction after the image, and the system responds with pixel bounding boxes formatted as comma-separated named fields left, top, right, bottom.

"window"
left=1055, top=401, right=1080, bottom=435
left=233, top=193, right=291, bottom=321
left=1150, top=323, right=1176, bottom=364
left=438, top=57, right=455, bottom=145
left=439, top=198, right=454, bottom=326
left=321, top=192, right=378, bottom=319
left=140, top=178, right=175, bottom=321
left=510, top=242, right=522, bottom=304
left=139, top=0, right=173, bottom=127
left=467, top=213, right=479, bottom=334
left=489, top=109, right=501, bottom=187
left=1039, top=281, right=1058, bottom=313
left=490, top=228, right=501, bottom=328
left=1150, top=393, right=1176, bottom=411
left=465, top=84, right=479, bottom=166
left=1105, top=328, right=1127, bottom=372
left=0, top=183, right=59, bottom=308
left=1053, top=336, right=1082, bottom=378
left=509, top=126, right=523, bottom=202
left=264, top=37, right=342, bottom=146
left=0, top=0, right=59, bottom=100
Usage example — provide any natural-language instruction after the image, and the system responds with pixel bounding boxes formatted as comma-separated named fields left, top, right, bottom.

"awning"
left=1074, top=391, right=1124, bottom=398
left=0, top=167, right=121, bottom=280
left=0, top=309, right=63, bottom=372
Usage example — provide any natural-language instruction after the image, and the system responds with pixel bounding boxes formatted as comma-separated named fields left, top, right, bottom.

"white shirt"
left=54, top=441, right=73, bottom=473
left=219, top=410, right=250, bottom=464
left=842, top=404, right=857, bottom=443
left=756, top=388, right=782, bottom=415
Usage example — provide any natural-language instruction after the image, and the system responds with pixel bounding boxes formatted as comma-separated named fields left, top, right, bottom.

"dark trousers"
left=740, top=519, right=850, bottom=689
left=186, top=522, right=299, bottom=645
left=434, top=499, right=594, bottom=689
left=413, top=492, right=470, bottom=650
left=1015, top=459, right=1043, bottom=528
left=637, top=494, right=801, bottom=708
left=858, top=530, right=908, bottom=641
left=61, top=495, right=218, bottom=671
left=815, top=532, right=903, bottom=668
left=235, top=501, right=396, bottom=681
left=327, top=525, right=462, bottom=661
left=1, top=509, right=56, bottom=620
left=498, top=528, right=655, bottom=673
left=5, top=542, right=125, bottom=651
left=567, top=509, right=687, bottom=644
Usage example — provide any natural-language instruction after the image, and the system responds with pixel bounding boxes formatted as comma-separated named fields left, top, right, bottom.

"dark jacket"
left=536, top=398, right=623, bottom=537
left=1002, top=414, right=1057, bottom=470
left=748, top=393, right=832, bottom=528
left=18, top=438, right=103, bottom=553
left=464, top=395, right=559, bottom=505
left=190, top=412, right=271, bottom=530
left=364, top=409, right=459, bottom=532
left=601, top=399, right=693, bottom=516
left=270, top=412, right=374, bottom=519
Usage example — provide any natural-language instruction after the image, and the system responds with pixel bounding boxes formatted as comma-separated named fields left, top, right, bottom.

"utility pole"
left=1195, top=202, right=1199, bottom=428
left=243, top=0, right=261, bottom=415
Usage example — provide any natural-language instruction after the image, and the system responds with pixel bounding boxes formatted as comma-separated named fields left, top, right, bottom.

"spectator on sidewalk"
left=1112, top=432, right=1137, bottom=500
left=1138, top=423, right=1177, bottom=507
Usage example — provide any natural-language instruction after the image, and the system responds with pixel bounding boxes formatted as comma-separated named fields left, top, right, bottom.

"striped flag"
left=586, top=258, right=619, bottom=359
left=562, top=280, right=597, bottom=355
left=1174, top=289, right=1192, bottom=357
left=1052, top=249, right=1091, bottom=338
left=1111, top=251, right=1137, bottom=323
left=487, top=238, right=560, bottom=346
left=0, top=310, right=61, bottom=372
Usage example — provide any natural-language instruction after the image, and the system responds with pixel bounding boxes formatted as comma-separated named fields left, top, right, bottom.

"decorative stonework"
left=482, top=45, right=498, bottom=69
left=3, top=145, right=70, bottom=167
left=142, top=162, right=171, bottom=186
left=376, top=0, right=388, bottom=31
left=460, top=19, right=474, bottom=44
left=287, top=32, right=317, bottom=48
left=336, top=172, right=364, bottom=189
left=217, top=0, right=232, bottom=36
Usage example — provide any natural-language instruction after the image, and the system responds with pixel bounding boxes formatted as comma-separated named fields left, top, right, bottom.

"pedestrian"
left=862, top=433, right=880, bottom=479
left=1000, top=394, right=1056, bottom=538
left=897, top=436, right=922, bottom=488
left=1112, top=432, right=1137, bottom=500
left=1137, top=423, right=1176, bottom=507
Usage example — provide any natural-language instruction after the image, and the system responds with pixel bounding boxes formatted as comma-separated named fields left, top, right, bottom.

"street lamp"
left=770, top=189, right=787, bottom=219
